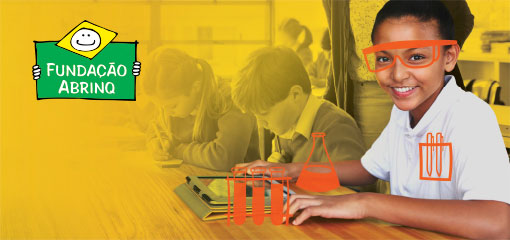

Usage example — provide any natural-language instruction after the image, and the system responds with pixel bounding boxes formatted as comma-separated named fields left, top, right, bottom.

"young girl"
left=144, top=47, right=259, bottom=171
left=278, top=18, right=314, bottom=69
left=238, top=1, right=510, bottom=238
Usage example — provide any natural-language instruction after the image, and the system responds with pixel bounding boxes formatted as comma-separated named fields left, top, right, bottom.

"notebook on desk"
left=174, top=176, right=293, bottom=221
left=174, top=183, right=272, bottom=221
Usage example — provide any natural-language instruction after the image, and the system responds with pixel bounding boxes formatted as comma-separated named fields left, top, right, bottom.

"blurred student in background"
left=308, top=29, right=331, bottom=89
left=278, top=18, right=314, bottom=70
left=143, top=47, right=259, bottom=171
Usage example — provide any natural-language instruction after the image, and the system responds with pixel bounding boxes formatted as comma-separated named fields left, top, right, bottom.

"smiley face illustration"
left=70, top=28, right=101, bottom=52
left=56, top=21, right=117, bottom=59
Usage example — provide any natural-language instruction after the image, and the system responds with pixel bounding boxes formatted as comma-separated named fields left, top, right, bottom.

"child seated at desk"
left=231, top=46, right=366, bottom=165
left=144, top=47, right=259, bottom=171
left=238, top=1, right=510, bottom=238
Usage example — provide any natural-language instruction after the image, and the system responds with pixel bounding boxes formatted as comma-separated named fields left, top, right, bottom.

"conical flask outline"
left=296, top=132, right=340, bottom=192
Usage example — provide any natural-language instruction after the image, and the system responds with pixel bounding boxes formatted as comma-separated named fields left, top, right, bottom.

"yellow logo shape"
left=56, top=20, right=117, bottom=59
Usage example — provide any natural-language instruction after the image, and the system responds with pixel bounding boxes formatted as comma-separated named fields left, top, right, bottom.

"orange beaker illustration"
left=296, top=132, right=340, bottom=192
left=419, top=132, right=453, bottom=181
left=250, top=167, right=266, bottom=225
left=232, top=167, right=247, bottom=225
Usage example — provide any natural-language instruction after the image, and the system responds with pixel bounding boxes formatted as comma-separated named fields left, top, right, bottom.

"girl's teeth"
left=394, top=87, right=415, bottom=93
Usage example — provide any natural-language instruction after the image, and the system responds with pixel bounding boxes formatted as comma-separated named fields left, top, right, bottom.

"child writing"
left=144, top=47, right=259, bottom=171
left=231, top=46, right=366, bottom=169
left=237, top=1, right=510, bottom=238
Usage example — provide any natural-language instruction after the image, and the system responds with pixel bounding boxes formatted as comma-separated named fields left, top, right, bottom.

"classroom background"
left=1, top=0, right=509, bottom=238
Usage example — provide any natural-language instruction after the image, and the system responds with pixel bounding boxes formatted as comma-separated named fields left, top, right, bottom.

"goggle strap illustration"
left=362, top=40, right=458, bottom=54
left=433, top=46, right=441, bottom=61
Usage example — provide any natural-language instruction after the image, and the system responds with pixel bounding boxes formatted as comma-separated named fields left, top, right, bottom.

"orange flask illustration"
left=296, top=132, right=340, bottom=192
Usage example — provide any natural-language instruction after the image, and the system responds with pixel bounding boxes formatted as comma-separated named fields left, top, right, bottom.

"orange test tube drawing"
left=270, top=167, right=285, bottom=225
left=250, top=167, right=266, bottom=225
left=231, top=167, right=247, bottom=225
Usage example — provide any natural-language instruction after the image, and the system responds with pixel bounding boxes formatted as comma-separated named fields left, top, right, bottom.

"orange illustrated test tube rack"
left=226, top=167, right=292, bottom=226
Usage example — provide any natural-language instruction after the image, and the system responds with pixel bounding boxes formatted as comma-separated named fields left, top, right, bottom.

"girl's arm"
left=333, top=160, right=377, bottom=186
left=364, top=194, right=510, bottom=239
left=287, top=193, right=510, bottom=239
left=236, top=159, right=377, bottom=187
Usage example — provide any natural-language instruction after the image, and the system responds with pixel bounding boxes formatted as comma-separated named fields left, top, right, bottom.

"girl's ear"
left=444, top=44, right=460, bottom=72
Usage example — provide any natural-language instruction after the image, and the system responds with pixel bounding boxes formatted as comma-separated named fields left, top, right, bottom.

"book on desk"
left=174, top=176, right=274, bottom=221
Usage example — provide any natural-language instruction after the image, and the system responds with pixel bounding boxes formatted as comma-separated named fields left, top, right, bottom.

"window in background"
left=153, top=0, right=274, bottom=78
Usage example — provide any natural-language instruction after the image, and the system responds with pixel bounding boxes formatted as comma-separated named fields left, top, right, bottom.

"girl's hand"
left=283, top=193, right=369, bottom=225
left=132, top=61, right=141, bottom=76
left=33, top=65, right=41, bottom=80
left=234, top=160, right=302, bottom=181
left=147, top=138, right=172, bottom=161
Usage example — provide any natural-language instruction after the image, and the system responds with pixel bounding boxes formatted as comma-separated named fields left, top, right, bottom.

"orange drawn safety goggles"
left=362, top=40, right=458, bottom=72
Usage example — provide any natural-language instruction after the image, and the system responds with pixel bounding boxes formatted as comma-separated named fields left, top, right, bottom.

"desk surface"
left=0, top=141, right=460, bottom=239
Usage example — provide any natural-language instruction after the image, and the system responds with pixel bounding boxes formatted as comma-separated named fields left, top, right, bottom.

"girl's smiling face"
left=372, top=17, right=459, bottom=125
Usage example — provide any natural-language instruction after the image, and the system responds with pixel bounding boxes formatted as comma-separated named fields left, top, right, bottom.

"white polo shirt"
left=361, top=75, right=510, bottom=204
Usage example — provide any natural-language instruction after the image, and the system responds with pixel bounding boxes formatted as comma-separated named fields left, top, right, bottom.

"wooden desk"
left=0, top=147, right=459, bottom=239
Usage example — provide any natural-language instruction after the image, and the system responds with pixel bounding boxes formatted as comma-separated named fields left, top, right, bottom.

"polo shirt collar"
left=401, top=75, right=461, bottom=136
left=279, top=95, right=324, bottom=140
